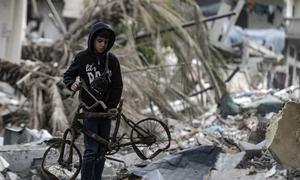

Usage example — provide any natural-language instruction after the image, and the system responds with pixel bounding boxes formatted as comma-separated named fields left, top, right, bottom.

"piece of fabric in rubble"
left=130, top=146, right=221, bottom=180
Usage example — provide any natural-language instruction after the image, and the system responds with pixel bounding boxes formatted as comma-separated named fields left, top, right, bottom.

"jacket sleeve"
left=63, top=56, right=80, bottom=90
left=106, top=56, right=123, bottom=108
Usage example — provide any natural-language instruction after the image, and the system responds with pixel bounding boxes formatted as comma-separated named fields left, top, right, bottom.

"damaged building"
left=202, top=0, right=300, bottom=93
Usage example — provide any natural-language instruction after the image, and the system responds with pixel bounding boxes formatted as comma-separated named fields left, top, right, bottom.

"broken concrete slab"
left=0, top=144, right=48, bottom=178
left=3, top=126, right=52, bottom=145
left=238, top=141, right=266, bottom=158
left=238, top=141, right=266, bottom=152
left=215, top=152, right=246, bottom=171
left=266, top=101, right=300, bottom=168
left=0, top=155, right=20, bottom=180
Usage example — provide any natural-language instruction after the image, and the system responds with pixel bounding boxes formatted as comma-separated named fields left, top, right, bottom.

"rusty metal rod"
left=134, top=12, right=236, bottom=40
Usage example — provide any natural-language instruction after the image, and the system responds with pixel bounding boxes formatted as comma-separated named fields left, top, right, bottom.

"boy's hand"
left=108, top=108, right=118, bottom=114
left=71, top=77, right=81, bottom=91
left=108, top=108, right=118, bottom=119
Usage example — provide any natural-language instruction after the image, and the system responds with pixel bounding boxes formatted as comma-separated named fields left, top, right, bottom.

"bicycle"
left=41, top=80, right=171, bottom=180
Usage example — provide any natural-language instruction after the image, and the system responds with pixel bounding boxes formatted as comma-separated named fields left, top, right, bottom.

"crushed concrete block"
left=0, top=144, right=48, bottom=178
left=238, top=141, right=266, bottom=151
left=238, top=141, right=266, bottom=158
left=215, top=152, right=246, bottom=171
left=266, top=102, right=300, bottom=168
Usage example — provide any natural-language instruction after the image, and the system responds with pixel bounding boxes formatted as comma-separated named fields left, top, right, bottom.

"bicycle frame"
left=58, top=80, right=155, bottom=164
left=68, top=110, right=155, bottom=152
left=42, top=80, right=171, bottom=179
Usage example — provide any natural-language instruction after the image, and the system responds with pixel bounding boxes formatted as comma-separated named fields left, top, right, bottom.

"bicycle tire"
left=41, top=139, right=82, bottom=180
left=130, top=118, right=171, bottom=160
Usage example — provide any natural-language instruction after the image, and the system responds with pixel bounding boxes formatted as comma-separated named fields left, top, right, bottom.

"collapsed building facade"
left=200, top=0, right=300, bottom=93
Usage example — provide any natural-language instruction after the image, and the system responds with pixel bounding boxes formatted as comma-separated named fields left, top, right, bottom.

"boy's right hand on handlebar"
left=71, top=77, right=81, bottom=91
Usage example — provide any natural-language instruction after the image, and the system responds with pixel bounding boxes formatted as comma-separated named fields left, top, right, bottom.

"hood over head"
left=88, top=22, right=115, bottom=54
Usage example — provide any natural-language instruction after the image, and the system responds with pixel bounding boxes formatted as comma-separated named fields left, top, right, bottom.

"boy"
left=63, top=22, right=123, bottom=180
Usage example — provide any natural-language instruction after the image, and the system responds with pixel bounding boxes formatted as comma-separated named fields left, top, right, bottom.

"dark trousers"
left=81, top=118, right=111, bottom=180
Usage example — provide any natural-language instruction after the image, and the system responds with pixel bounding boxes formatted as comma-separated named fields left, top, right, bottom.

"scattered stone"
left=192, top=119, right=201, bottom=128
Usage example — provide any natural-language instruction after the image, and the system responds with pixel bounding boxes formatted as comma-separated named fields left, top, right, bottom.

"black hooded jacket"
left=63, top=22, right=123, bottom=111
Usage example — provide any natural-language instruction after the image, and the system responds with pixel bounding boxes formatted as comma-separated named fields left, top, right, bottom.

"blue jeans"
left=81, top=117, right=111, bottom=180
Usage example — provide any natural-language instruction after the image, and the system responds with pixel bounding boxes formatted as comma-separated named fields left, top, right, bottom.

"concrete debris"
left=266, top=101, right=300, bottom=168
left=3, top=126, right=52, bottom=145
left=0, top=144, right=48, bottom=178
left=215, top=152, right=246, bottom=171
left=0, top=156, right=20, bottom=180
left=238, top=141, right=266, bottom=153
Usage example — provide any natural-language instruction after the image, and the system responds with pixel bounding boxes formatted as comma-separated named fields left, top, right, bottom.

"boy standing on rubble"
left=63, top=22, right=123, bottom=180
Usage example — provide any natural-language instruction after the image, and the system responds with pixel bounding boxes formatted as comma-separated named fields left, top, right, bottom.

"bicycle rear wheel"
left=130, top=118, right=171, bottom=160
left=41, top=139, right=82, bottom=180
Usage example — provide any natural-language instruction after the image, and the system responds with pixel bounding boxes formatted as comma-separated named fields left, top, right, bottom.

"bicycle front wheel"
left=130, top=118, right=171, bottom=160
left=41, top=139, right=82, bottom=180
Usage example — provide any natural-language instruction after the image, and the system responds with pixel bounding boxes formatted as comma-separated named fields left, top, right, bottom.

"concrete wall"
left=293, top=0, right=300, bottom=17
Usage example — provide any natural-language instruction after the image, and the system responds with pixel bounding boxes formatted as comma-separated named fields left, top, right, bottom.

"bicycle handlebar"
left=71, top=78, right=123, bottom=113
left=70, top=79, right=108, bottom=110
left=76, top=111, right=117, bottom=119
